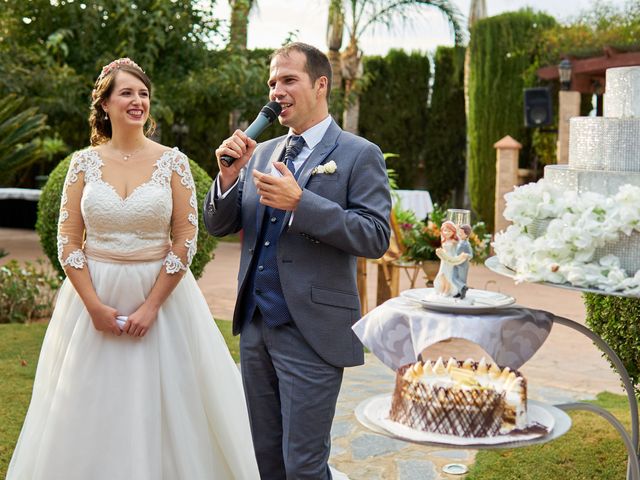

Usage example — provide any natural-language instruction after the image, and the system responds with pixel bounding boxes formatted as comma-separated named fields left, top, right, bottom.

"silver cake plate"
left=401, top=287, right=515, bottom=314
left=485, top=256, right=640, bottom=299
left=355, top=394, right=571, bottom=449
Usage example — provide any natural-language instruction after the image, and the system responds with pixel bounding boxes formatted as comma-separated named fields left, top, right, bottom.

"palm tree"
left=0, top=94, right=47, bottom=186
left=326, top=0, right=464, bottom=134
left=227, top=0, right=256, bottom=132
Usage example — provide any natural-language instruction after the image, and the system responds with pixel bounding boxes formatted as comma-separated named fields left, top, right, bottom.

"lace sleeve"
left=57, top=151, right=88, bottom=269
left=163, top=152, right=198, bottom=274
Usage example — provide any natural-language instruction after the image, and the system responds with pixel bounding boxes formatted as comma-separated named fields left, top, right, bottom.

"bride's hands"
left=88, top=303, right=121, bottom=336
left=123, top=303, right=159, bottom=337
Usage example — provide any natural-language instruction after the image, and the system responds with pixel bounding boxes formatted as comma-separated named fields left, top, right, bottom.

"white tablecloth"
left=352, top=297, right=554, bottom=371
left=393, top=189, right=433, bottom=220
left=0, top=188, right=41, bottom=201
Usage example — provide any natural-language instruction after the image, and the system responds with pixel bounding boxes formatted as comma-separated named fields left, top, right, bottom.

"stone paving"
left=0, top=229, right=627, bottom=479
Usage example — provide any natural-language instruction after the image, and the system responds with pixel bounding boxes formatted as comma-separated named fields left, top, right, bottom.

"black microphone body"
left=220, top=101, right=282, bottom=167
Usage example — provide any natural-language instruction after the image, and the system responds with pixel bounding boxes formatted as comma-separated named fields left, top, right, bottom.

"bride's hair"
left=440, top=221, right=460, bottom=242
left=89, top=59, right=157, bottom=146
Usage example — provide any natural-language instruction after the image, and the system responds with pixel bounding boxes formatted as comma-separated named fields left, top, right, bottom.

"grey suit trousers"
left=240, top=313, right=343, bottom=479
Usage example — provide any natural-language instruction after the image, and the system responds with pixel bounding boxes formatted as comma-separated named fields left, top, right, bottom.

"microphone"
left=220, top=101, right=282, bottom=167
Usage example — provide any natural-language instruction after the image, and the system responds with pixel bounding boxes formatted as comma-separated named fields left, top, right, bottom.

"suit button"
left=258, top=265, right=264, bottom=271
left=264, top=241, right=270, bottom=247
left=255, top=288, right=262, bottom=295
left=249, top=248, right=254, bottom=254
left=270, top=216, right=277, bottom=223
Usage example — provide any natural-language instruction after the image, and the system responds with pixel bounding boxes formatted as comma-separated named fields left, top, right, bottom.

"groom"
left=203, top=42, right=391, bottom=478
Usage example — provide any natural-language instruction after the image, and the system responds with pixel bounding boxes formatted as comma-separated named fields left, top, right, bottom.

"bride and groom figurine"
left=433, top=211, right=473, bottom=299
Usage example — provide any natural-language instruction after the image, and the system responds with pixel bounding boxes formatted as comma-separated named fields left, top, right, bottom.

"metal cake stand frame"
left=354, top=257, right=640, bottom=479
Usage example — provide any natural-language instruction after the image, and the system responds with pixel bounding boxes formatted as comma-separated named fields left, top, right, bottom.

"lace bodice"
left=57, top=148, right=198, bottom=274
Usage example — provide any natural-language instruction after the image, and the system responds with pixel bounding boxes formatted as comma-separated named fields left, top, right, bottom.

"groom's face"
left=268, top=50, right=328, bottom=135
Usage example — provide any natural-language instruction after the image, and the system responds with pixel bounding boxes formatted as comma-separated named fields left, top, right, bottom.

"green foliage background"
left=359, top=49, right=430, bottom=190
left=583, top=294, right=640, bottom=399
left=467, top=10, right=556, bottom=230
left=36, top=153, right=218, bottom=280
left=424, top=46, right=466, bottom=204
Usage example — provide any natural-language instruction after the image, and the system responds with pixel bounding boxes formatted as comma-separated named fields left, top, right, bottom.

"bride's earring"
left=104, top=112, right=109, bottom=121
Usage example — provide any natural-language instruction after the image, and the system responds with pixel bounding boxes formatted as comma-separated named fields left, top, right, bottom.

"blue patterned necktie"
left=283, top=135, right=306, bottom=174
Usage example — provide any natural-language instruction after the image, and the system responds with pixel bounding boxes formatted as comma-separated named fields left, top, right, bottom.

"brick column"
left=557, top=90, right=581, bottom=164
left=494, top=135, right=522, bottom=234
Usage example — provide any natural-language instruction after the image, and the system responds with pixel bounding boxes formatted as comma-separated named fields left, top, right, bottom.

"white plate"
left=401, top=288, right=515, bottom=314
left=363, top=395, right=554, bottom=446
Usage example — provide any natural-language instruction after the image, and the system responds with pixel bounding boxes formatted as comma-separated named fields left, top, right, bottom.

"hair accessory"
left=97, top=58, right=144, bottom=82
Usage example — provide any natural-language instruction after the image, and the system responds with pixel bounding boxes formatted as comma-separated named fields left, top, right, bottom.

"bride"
left=6, top=58, right=260, bottom=479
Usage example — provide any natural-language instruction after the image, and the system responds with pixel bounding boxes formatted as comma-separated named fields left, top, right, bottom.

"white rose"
left=324, top=160, right=337, bottom=174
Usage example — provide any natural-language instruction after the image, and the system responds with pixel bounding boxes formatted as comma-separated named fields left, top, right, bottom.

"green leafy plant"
left=0, top=93, right=48, bottom=186
left=36, top=154, right=218, bottom=280
left=0, top=258, right=62, bottom=323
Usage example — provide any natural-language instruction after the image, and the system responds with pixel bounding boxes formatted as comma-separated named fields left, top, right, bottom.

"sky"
left=212, top=0, right=630, bottom=55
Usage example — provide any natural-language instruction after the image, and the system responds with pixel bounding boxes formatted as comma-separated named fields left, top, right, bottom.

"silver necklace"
left=111, top=142, right=145, bottom=161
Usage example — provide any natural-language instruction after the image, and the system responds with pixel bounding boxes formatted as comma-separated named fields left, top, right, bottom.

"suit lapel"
left=281, top=120, right=341, bottom=229
left=254, top=138, right=286, bottom=235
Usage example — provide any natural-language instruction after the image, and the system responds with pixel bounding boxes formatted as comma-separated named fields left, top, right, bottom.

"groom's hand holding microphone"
left=215, top=102, right=281, bottom=193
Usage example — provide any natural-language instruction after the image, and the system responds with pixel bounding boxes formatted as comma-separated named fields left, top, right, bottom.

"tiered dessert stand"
left=353, top=257, right=640, bottom=479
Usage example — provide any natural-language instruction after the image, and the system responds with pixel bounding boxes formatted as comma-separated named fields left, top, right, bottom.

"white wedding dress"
left=7, top=148, right=260, bottom=480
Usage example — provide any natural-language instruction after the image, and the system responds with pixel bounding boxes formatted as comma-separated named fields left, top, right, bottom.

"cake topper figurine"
left=433, top=221, right=470, bottom=297
left=452, top=224, right=473, bottom=299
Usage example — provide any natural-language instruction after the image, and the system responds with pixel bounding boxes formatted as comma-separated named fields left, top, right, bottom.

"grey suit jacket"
left=203, top=119, right=391, bottom=367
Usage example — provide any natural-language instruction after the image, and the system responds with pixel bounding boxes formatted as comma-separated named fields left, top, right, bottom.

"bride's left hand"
left=124, top=304, right=159, bottom=337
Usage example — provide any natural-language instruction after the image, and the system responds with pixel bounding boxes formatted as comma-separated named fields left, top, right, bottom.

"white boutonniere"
left=311, top=160, right=337, bottom=175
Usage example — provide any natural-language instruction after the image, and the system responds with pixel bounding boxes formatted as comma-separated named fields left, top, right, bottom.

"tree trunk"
left=228, top=0, right=252, bottom=134
left=341, top=40, right=361, bottom=134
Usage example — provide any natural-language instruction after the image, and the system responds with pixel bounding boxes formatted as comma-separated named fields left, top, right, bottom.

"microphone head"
left=261, top=101, right=282, bottom=122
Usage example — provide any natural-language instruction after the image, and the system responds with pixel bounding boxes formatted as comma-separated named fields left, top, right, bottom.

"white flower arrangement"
left=493, top=180, right=640, bottom=294
left=311, top=160, right=337, bottom=175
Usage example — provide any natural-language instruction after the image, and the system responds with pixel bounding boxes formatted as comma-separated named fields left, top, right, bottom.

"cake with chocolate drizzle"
left=389, top=357, right=527, bottom=437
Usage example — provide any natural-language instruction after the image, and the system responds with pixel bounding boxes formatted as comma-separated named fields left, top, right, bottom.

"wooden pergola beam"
left=537, top=48, right=640, bottom=94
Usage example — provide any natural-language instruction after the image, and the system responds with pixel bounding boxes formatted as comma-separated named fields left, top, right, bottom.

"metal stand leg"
left=553, top=316, right=639, bottom=479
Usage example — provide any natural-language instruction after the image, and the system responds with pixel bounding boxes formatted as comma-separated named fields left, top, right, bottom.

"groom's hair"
left=271, top=42, right=332, bottom=102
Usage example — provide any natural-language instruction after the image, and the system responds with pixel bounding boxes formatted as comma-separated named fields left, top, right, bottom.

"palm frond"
left=355, top=0, right=465, bottom=45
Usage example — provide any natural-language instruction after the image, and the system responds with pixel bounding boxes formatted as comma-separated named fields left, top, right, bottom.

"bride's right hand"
left=87, top=304, right=121, bottom=336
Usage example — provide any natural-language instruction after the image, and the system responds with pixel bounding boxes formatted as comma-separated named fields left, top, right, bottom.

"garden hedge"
left=424, top=45, right=466, bottom=205
left=467, top=10, right=556, bottom=230
left=36, top=153, right=218, bottom=280
left=583, top=293, right=640, bottom=399
left=359, top=49, right=430, bottom=189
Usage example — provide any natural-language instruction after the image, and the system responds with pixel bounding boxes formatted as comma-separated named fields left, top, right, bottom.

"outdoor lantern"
left=558, top=58, right=572, bottom=91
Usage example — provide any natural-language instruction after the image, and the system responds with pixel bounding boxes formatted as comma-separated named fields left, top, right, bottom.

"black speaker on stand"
left=523, top=87, right=553, bottom=127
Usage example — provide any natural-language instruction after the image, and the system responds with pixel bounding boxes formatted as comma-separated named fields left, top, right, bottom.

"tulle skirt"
left=7, top=258, right=259, bottom=480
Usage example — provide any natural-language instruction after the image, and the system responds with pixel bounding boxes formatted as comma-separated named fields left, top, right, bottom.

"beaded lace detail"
left=57, top=147, right=198, bottom=274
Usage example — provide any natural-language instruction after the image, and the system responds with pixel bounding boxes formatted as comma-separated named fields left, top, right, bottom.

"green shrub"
left=36, top=153, right=218, bottom=280
left=0, top=258, right=62, bottom=323
left=583, top=293, right=640, bottom=399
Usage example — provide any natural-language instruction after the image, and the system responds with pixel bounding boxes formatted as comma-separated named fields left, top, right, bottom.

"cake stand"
left=352, top=259, right=640, bottom=479
left=485, top=256, right=640, bottom=480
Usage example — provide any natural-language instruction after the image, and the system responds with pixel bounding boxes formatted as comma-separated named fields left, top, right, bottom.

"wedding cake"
left=494, top=66, right=640, bottom=294
left=389, top=357, right=527, bottom=437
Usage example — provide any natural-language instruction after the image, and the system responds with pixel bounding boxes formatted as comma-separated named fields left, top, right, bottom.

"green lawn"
left=467, top=392, right=632, bottom=479
left=0, top=322, right=635, bottom=479
left=0, top=320, right=239, bottom=478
